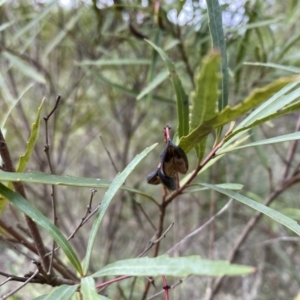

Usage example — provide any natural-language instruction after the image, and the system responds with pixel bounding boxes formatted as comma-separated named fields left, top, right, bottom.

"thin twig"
left=0, top=235, right=36, bottom=260
left=166, top=199, right=233, bottom=255
left=1, top=269, right=39, bottom=300
left=43, top=95, right=61, bottom=275
left=147, top=278, right=185, bottom=300
left=44, top=196, right=100, bottom=257
left=0, top=270, right=77, bottom=286
left=205, top=172, right=300, bottom=299
left=240, top=236, right=300, bottom=250
left=138, top=222, right=174, bottom=258
left=0, top=219, right=77, bottom=280
left=0, top=129, right=50, bottom=274
left=96, top=275, right=132, bottom=289
left=281, top=114, right=300, bottom=179
left=100, top=135, right=119, bottom=173
left=0, top=277, right=12, bottom=287
left=69, top=189, right=97, bottom=239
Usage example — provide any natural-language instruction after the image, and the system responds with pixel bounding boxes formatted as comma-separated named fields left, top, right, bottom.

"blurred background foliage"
left=1, top=0, right=300, bottom=299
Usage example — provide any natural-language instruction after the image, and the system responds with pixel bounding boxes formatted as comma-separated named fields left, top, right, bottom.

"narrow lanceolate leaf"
left=0, top=183, right=83, bottom=275
left=17, top=99, right=44, bottom=172
left=145, top=40, right=189, bottom=138
left=92, top=256, right=254, bottom=278
left=84, top=143, right=157, bottom=274
left=185, top=182, right=243, bottom=194
left=37, top=284, right=78, bottom=300
left=137, top=70, right=169, bottom=100
left=218, top=132, right=300, bottom=154
left=0, top=171, right=156, bottom=203
left=81, top=277, right=100, bottom=300
left=2, top=51, right=46, bottom=84
left=190, top=51, right=220, bottom=160
left=179, top=76, right=297, bottom=153
left=207, top=0, right=228, bottom=111
left=43, top=11, right=82, bottom=59
left=93, top=71, right=173, bottom=103
left=221, top=80, right=300, bottom=147
left=0, top=99, right=44, bottom=216
left=77, top=59, right=150, bottom=66
left=202, top=183, right=300, bottom=236
left=244, top=62, right=300, bottom=74
left=12, top=0, right=57, bottom=42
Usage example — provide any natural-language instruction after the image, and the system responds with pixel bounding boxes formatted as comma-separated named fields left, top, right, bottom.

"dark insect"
left=146, top=125, right=189, bottom=191
left=147, top=166, right=177, bottom=191
left=160, top=138, right=189, bottom=177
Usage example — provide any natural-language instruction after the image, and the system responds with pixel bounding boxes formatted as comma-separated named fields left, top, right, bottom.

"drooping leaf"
left=179, top=76, right=297, bottom=153
left=0, top=171, right=156, bottom=203
left=34, top=284, right=79, bottom=300
left=92, top=256, right=254, bottom=278
left=189, top=51, right=220, bottom=159
left=207, top=0, right=228, bottom=111
left=202, top=183, right=300, bottom=236
left=145, top=40, right=189, bottom=138
left=0, top=183, right=83, bottom=275
left=83, top=143, right=157, bottom=274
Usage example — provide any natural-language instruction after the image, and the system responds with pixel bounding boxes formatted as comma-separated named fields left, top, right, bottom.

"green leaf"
left=2, top=51, right=46, bottom=84
left=145, top=40, right=189, bottom=138
left=190, top=51, right=220, bottom=159
left=207, top=0, right=228, bottom=110
left=179, top=76, right=297, bottom=153
left=17, top=99, right=44, bottom=172
left=144, top=29, right=161, bottom=106
left=0, top=171, right=156, bottom=203
left=184, top=183, right=243, bottom=194
left=43, top=11, right=82, bottom=59
left=12, top=0, right=57, bottom=43
left=83, top=143, right=157, bottom=274
left=93, top=70, right=173, bottom=103
left=77, top=59, right=150, bottom=66
left=35, top=284, right=78, bottom=300
left=0, top=183, right=83, bottom=275
left=279, top=208, right=300, bottom=220
left=81, top=277, right=99, bottom=300
left=0, top=21, right=13, bottom=32
left=92, top=256, right=254, bottom=278
left=201, top=183, right=300, bottom=236
left=244, top=62, right=300, bottom=74
left=0, top=98, right=44, bottom=215
left=137, top=70, right=169, bottom=100
left=222, top=80, right=300, bottom=147
left=1, top=83, right=33, bottom=128
left=218, top=132, right=300, bottom=154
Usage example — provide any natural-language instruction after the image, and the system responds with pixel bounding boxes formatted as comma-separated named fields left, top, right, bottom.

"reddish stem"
left=163, top=125, right=171, bottom=142
left=96, top=275, right=131, bottom=289
left=162, top=276, right=170, bottom=300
